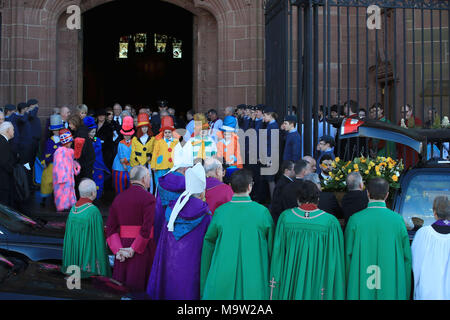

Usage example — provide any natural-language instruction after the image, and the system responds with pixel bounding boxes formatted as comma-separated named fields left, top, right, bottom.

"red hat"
left=160, top=116, right=175, bottom=132
left=137, top=113, right=150, bottom=127
left=120, top=116, right=135, bottom=136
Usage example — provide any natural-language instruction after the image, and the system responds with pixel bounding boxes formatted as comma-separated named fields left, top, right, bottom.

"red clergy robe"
left=205, top=177, right=234, bottom=215
left=106, top=184, right=156, bottom=292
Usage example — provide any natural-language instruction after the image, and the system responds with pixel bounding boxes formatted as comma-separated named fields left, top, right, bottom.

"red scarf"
left=299, top=203, right=318, bottom=211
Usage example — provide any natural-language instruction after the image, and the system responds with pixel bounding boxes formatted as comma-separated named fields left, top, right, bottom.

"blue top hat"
left=49, top=114, right=64, bottom=131
left=83, top=116, right=97, bottom=130
left=220, top=116, right=237, bottom=132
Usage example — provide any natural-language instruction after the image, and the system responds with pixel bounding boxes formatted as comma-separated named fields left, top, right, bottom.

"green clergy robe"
left=200, top=195, right=275, bottom=300
left=345, top=201, right=412, bottom=300
left=62, top=202, right=111, bottom=278
left=269, top=207, right=346, bottom=300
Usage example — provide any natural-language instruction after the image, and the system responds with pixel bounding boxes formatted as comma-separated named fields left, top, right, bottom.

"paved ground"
left=21, top=184, right=116, bottom=224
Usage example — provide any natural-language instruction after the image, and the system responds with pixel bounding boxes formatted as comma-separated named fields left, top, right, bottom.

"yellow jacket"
left=130, top=136, right=155, bottom=167
left=150, top=137, right=179, bottom=170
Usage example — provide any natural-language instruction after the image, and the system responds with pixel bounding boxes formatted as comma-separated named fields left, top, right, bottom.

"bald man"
left=303, top=155, right=317, bottom=175
left=106, top=165, right=156, bottom=292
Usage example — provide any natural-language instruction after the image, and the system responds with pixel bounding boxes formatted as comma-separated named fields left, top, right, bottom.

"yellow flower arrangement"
left=321, top=156, right=404, bottom=192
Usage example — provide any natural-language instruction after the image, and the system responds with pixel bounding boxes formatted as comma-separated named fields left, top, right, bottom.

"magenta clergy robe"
left=106, top=184, right=156, bottom=292
left=205, top=177, right=234, bottom=214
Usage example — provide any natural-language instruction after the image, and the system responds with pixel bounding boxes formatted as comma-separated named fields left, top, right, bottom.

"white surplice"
left=411, top=225, right=450, bottom=300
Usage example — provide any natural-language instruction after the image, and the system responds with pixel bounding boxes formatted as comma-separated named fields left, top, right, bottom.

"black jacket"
left=279, top=178, right=305, bottom=213
left=270, top=175, right=294, bottom=223
left=72, top=124, right=95, bottom=181
left=96, top=121, right=114, bottom=170
left=0, top=135, right=17, bottom=206
left=318, top=192, right=343, bottom=219
left=341, top=190, right=369, bottom=224
left=279, top=179, right=344, bottom=220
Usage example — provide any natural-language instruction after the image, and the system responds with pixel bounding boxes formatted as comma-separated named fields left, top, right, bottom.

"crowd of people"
left=0, top=98, right=449, bottom=300
left=60, top=164, right=449, bottom=300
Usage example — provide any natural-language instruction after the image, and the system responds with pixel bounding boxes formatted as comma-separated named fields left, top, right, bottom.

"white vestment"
left=411, top=225, right=450, bottom=300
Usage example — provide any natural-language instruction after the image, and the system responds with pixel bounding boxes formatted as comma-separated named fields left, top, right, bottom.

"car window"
left=0, top=204, right=38, bottom=232
left=400, top=173, right=450, bottom=227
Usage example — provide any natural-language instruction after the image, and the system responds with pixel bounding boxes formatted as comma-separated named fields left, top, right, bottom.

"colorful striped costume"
left=53, top=146, right=80, bottom=212
left=112, top=139, right=132, bottom=195
left=190, top=135, right=217, bottom=161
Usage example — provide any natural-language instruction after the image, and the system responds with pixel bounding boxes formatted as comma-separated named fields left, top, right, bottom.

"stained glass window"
left=155, top=34, right=168, bottom=53
left=119, top=35, right=130, bottom=59
left=135, top=33, right=147, bottom=53
left=173, top=38, right=182, bottom=59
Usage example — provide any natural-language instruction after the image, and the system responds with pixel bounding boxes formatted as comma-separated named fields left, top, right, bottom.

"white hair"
left=204, top=157, right=222, bottom=174
left=130, top=165, right=148, bottom=182
left=120, top=111, right=131, bottom=118
left=0, top=121, right=13, bottom=134
left=79, top=179, right=97, bottom=198
left=304, top=173, right=321, bottom=186
left=347, top=171, right=363, bottom=191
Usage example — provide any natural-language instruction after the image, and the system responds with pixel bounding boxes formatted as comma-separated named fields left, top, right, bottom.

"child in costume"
left=53, top=129, right=81, bottom=212
left=190, top=113, right=217, bottom=161
left=130, top=113, right=155, bottom=193
left=40, top=114, right=63, bottom=207
left=150, top=116, right=179, bottom=188
left=216, top=116, right=243, bottom=179
left=112, top=116, right=134, bottom=195
left=84, top=116, right=111, bottom=199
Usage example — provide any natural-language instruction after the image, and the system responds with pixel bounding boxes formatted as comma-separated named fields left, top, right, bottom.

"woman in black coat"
left=95, top=109, right=114, bottom=170
left=68, top=114, right=95, bottom=192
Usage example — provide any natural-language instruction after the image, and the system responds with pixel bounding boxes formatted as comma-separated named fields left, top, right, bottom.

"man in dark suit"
left=279, top=160, right=309, bottom=213
left=27, top=99, right=41, bottom=162
left=0, top=122, right=17, bottom=207
left=150, top=100, right=169, bottom=136
left=270, top=160, right=295, bottom=224
left=341, top=171, right=369, bottom=224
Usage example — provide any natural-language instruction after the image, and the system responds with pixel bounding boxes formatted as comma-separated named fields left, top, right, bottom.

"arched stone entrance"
left=0, top=0, right=265, bottom=117
left=55, top=0, right=218, bottom=113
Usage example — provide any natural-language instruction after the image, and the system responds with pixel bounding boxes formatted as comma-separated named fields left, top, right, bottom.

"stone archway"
left=55, top=0, right=219, bottom=113
left=0, top=0, right=264, bottom=117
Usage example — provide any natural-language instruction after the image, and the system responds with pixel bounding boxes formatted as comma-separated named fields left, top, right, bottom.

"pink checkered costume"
left=52, top=130, right=81, bottom=212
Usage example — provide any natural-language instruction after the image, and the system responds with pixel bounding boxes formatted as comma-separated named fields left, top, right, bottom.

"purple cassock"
left=205, top=177, right=234, bottom=214
left=105, top=184, right=156, bottom=293
left=147, top=197, right=211, bottom=300
left=154, top=172, right=186, bottom=244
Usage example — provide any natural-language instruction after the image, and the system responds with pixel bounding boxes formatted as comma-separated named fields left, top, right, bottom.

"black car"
left=392, top=161, right=450, bottom=240
left=0, top=204, right=64, bottom=262
left=0, top=252, right=149, bottom=300
left=338, top=117, right=450, bottom=239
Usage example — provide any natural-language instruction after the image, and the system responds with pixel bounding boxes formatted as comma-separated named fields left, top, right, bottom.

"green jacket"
left=345, top=201, right=412, bottom=300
